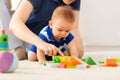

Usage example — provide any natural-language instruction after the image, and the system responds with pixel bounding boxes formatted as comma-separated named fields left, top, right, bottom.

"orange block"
left=60, top=56, right=82, bottom=66
left=70, top=56, right=82, bottom=65
left=106, top=59, right=117, bottom=67
left=60, top=60, right=74, bottom=66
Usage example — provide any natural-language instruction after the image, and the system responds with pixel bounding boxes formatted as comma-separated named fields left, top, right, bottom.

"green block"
left=43, top=62, right=46, bottom=66
left=98, top=61, right=104, bottom=64
left=52, top=57, right=60, bottom=63
left=85, top=56, right=96, bottom=65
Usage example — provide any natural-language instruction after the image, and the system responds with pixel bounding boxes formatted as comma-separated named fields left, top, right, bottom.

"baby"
left=28, top=6, right=78, bottom=63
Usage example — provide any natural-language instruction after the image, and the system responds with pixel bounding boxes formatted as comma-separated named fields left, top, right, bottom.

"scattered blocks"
left=99, top=57, right=120, bottom=67
left=44, top=56, right=90, bottom=69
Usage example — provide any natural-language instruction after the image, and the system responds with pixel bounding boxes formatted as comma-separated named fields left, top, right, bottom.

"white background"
left=80, top=0, right=120, bottom=46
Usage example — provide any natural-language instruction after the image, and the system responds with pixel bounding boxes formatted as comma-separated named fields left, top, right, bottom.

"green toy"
left=0, top=29, right=9, bottom=51
left=83, top=56, right=96, bottom=65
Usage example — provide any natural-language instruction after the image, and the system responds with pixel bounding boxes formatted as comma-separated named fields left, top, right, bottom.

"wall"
left=79, top=0, right=120, bottom=47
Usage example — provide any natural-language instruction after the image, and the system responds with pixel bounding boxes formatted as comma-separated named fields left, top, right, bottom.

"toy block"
left=60, top=56, right=82, bottom=66
left=60, top=60, right=74, bottom=66
left=53, top=56, right=71, bottom=61
left=70, top=57, right=82, bottom=65
left=43, top=62, right=47, bottom=66
left=66, top=65, right=76, bottom=69
left=106, top=59, right=117, bottom=67
left=84, top=56, right=96, bottom=65
left=98, top=61, right=105, bottom=66
left=113, top=58, right=120, bottom=62
left=52, top=57, right=60, bottom=63
left=57, top=64, right=66, bottom=68
left=98, top=61, right=104, bottom=64
left=0, top=46, right=9, bottom=51
left=59, top=56, right=71, bottom=61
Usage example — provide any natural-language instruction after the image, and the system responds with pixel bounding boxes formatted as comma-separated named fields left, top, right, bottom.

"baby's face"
left=62, top=0, right=75, bottom=5
left=50, top=18, right=73, bottom=41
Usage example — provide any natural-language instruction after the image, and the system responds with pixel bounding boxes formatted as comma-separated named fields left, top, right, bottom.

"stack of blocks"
left=0, top=29, right=18, bottom=73
left=44, top=56, right=90, bottom=69
left=0, top=29, right=9, bottom=51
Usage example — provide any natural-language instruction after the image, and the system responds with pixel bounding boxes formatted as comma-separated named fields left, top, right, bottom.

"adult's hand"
left=37, top=42, right=64, bottom=56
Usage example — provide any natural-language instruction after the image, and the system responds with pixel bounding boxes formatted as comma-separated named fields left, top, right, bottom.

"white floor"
left=0, top=48, right=120, bottom=80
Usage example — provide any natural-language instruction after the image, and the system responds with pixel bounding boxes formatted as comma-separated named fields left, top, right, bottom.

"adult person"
left=9, top=0, right=84, bottom=60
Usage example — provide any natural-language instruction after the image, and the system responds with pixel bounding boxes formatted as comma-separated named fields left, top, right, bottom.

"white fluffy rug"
left=0, top=51, right=120, bottom=80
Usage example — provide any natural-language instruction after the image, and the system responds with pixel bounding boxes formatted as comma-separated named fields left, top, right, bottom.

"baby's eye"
left=66, top=30, right=70, bottom=32
left=58, top=30, right=62, bottom=31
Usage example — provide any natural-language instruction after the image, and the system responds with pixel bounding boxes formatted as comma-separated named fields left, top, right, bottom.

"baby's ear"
left=49, top=20, right=52, bottom=27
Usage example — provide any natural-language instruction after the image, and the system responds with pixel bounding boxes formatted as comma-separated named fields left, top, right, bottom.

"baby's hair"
left=51, top=6, right=75, bottom=23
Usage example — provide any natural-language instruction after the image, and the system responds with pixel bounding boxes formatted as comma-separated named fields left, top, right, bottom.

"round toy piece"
left=0, top=51, right=18, bottom=73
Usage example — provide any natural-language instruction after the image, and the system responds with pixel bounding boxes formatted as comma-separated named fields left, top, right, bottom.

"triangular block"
left=84, top=56, right=96, bottom=65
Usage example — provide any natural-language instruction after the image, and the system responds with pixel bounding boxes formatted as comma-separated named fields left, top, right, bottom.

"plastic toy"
left=82, top=56, right=96, bottom=65
left=99, top=57, right=120, bottom=67
left=44, top=56, right=90, bottom=69
left=0, top=29, right=18, bottom=73
left=0, top=51, right=18, bottom=73
left=0, top=29, right=9, bottom=51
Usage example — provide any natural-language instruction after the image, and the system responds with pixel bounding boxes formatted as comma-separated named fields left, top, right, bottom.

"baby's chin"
left=54, top=37, right=61, bottom=41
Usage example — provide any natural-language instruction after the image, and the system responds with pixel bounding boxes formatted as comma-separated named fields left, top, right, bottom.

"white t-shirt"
left=11, top=0, right=21, bottom=11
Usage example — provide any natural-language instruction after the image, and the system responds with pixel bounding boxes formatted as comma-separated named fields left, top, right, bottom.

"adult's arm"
left=71, top=10, right=84, bottom=58
left=9, top=0, right=64, bottom=56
